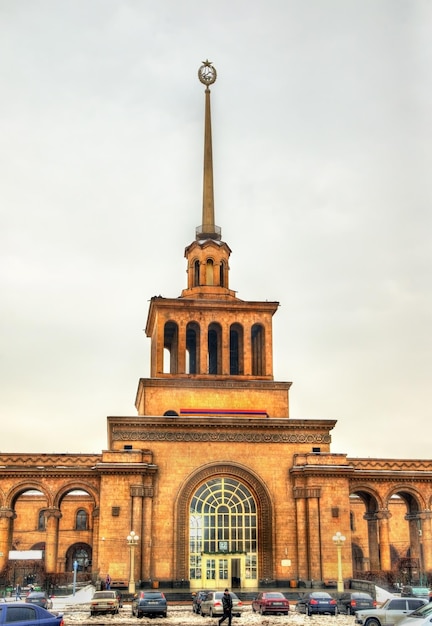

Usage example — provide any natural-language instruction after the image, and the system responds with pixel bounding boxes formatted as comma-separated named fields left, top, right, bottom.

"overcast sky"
left=1, top=0, right=431, bottom=459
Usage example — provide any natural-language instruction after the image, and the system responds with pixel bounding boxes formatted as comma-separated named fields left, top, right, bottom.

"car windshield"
left=93, top=592, right=115, bottom=598
left=411, top=588, right=429, bottom=595
left=380, top=599, right=392, bottom=609
left=406, top=603, right=432, bottom=618
left=265, top=593, right=284, bottom=598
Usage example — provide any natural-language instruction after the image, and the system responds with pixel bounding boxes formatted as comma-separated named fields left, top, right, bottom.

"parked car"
left=131, top=591, right=167, bottom=618
left=192, top=590, right=209, bottom=614
left=295, top=591, right=337, bottom=616
left=252, top=591, right=289, bottom=615
left=401, top=587, right=430, bottom=599
left=90, top=590, right=120, bottom=616
left=338, top=592, right=376, bottom=615
left=355, top=597, right=429, bottom=626
left=200, top=591, right=244, bottom=617
left=0, top=602, right=64, bottom=626
left=25, top=591, right=53, bottom=610
left=398, top=600, right=432, bottom=626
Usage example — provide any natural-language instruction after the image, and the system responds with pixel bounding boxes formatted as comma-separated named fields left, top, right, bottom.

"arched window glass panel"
left=189, top=477, right=257, bottom=582
left=73, top=547, right=90, bottom=570
left=37, top=511, right=45, bottom=531
left=76, top=509, right=88, bottom=530
left=194, top=260, right=200, bottom=287
left=220, top=261, right=225, bottom=287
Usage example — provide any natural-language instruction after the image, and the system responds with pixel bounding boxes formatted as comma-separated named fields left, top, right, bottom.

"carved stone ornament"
left=112, top=429, right=331, bottom=444
left=198, top=59, right=217, bottom=86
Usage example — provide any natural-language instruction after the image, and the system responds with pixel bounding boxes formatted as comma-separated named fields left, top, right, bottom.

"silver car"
left=200, top=591, right=244, bottom=617
left=355, top=597, right=428, bottom=626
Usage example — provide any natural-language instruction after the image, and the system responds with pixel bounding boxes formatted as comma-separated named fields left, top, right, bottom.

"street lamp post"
left=332, top=531, right=346, bottom=593
left=127, top=531, right=139, bottom=594
left=72, top=560, right=78, bottom=596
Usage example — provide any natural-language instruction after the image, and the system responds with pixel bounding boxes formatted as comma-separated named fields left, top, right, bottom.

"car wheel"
left=163, top=613, right=167, bottom=618
left=366, top=619, right=381, bottom=626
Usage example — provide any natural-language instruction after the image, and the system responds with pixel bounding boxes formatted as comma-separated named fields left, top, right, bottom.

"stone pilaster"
left=377, top=509, right=391, bottom=571
left=0, top=507, right=16, bottom=572
left=44, top=508, right=62, bottom=574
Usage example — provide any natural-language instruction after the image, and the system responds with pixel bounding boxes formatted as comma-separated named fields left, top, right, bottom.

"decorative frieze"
left=112, top=429, right=331, bottom=444
left=293, top=487, right=321, bottom=499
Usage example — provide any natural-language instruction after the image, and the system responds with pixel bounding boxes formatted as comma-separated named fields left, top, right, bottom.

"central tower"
left=135, top=61, right=291, bottom=418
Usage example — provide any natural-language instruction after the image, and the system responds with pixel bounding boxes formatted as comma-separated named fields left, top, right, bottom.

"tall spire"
left=196, top=60, right=221, bottom=241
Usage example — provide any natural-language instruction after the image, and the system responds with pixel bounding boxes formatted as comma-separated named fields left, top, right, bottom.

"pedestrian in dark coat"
left=218, top=588, right=233, bottom=626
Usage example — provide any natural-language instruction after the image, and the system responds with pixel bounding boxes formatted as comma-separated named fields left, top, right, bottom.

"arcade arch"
left=1, top=483, right=98, bottom=580
left=349, top=484, right=432, bottom=578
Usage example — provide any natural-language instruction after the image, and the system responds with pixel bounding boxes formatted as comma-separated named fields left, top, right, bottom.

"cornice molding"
left=349, top=458, right=432, bottom=472
left=0, top=454, right=101, bottom=467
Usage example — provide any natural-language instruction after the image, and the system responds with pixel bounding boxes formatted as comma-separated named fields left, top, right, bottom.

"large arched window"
left=189, top=477, right=257, bottom=582
left=65, top=544, right=92, bottom=572
left=76, top=509, right=88, bottom=530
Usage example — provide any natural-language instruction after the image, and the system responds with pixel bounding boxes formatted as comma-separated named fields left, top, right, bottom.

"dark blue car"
left=296, top=591, right=338, bottom=615
left=0, top=602, right=63, bottom=626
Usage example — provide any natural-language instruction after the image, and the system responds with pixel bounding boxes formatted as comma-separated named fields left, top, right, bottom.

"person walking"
left=105, top=573, right=112, bottom=590
left=218, top=588, right=233, bottom=626
left=15, top=584, right=21, bottom=601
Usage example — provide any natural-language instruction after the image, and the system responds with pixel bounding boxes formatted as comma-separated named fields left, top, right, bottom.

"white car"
left=398, top=602, right=432, bottom=626
left=355, top=597, right=428, bottom=626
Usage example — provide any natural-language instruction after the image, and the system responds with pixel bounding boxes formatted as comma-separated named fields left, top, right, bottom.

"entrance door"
left=231, top=558, right=241, bottom=589
left=202, top=555, right=243, bottom=589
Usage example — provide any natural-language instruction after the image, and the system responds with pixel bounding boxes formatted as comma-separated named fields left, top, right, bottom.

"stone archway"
left=174, top=462, right=273, bottom=583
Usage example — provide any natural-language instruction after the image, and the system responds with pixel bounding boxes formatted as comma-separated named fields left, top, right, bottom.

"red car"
left=252, top=592, right=290, bottom=615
